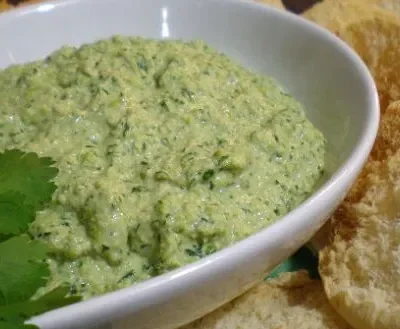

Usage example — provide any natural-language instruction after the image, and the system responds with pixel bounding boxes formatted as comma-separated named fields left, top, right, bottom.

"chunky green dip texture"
left=0, top=36, right=325, bottom=299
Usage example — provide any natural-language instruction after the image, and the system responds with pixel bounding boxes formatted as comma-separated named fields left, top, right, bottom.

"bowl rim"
left=0, top=0, right=379, bottom=326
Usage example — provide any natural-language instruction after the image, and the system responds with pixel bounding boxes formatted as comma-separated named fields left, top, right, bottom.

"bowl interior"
left=0, top=1, right=378, bottom=328
left=0, top=0, right=375, bottom=179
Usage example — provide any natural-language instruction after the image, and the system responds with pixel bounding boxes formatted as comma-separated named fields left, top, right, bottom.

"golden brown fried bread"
left=302, top=1, right=380, bottom=32
left=309, top=0, right=400, bottom=17
left=0, top=0, right=12, bottom=11
left=337, top=14, right=400, bottom=112
left=0, top=0, right=47, bottom=12
left=304, top=2, right=400, bottom=112
left=319, top=103, right=400, bottom=329
left=363, top=0, right=400, bottom=15
left=181, top=271, right=352, bottom=329
left=371, top=101, right=400, bottom=160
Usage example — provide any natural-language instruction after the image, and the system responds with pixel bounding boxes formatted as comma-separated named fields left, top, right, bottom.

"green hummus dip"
left=0, top=36, right=325, bottom=299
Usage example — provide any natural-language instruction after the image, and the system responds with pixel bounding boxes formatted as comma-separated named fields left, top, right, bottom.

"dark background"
left=282, top=0, right=322, bottom=14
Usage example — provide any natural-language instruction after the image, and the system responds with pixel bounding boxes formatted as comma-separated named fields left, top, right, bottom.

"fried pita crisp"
left=0, top=0, right=48, bottom=12
left=319, top=0, right=400, bottom=17
left=0, top=0, right=12, bottom=11
left=337, top=13, right=400, bottom=112
left=319, top=103, right=400, bottom=329
left=313, top=103, right=400, bottom=239
left=181, top=271, right=352, bottom=329
left=371, top=101, right=400, bottom=160
left=304, top=2, right=400, bottom=112
left=364, top=0, right=400, bottom=15
left=302, top=1, right=380, bottom=32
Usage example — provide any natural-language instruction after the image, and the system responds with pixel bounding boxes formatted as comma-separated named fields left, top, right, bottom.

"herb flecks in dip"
left=0, top=36, right=325, bottom=299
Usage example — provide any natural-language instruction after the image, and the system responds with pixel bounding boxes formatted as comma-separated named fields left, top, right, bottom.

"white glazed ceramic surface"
left=0, top=0, right=379, bottom=328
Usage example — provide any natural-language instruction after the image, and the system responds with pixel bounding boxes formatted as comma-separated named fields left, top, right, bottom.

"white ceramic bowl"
left=0, top=0, right=379, bottom=328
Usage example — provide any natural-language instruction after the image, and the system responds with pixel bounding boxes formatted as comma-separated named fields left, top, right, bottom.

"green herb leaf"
left=0, top=192, right=35, bottom=237
left=0, top=287, right=81, bottom=322
left=0, top=320, right=37, bottom=329
left=0, top=236, right=49, bottom=306
left=0, top=149, right=80, bottom=329
left=0, top=150, right=58, bottom=215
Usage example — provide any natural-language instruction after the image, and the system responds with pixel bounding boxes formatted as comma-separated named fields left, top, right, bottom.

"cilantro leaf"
left=0, top=149, right=58, bottom=213
left=0, top=149, right=79, bottom=328
left=0, top=193, right=34, bottom=238
left=0, top=287, right=80, bottom=322
left=0, top=236, right=49, bottom=306
left=0, top=149, right=58, bottom=237
left=0, top=320, right=37, bottom=329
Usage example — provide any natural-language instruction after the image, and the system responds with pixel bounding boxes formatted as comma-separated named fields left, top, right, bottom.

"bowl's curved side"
left=0, top=0, right=379, bottom=328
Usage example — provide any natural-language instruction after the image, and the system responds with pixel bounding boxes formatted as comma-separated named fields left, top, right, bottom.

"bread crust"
left=319, top=102, right=400, bottom=329
left=303, top=1, right=400, bottom=111
left=182, top=271, right=352, bottom=329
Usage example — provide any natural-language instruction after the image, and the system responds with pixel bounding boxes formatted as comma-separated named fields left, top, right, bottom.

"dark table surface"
left=283, top=0, right=322, bottom=14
